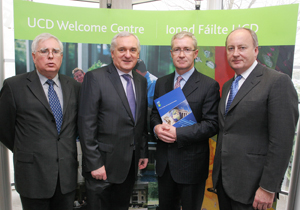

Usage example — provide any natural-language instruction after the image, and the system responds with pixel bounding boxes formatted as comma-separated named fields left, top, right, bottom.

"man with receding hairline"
left=0, top=33, right=81, bottom=210
left=212, top=28, right=299, bottom=210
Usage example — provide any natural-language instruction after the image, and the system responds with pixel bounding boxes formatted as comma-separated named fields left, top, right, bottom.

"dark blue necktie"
left=225, top=75, right=242, bottom=115
left=122, top=74, right=136, bottom=120
left=46, top=79, right=63, bottom=134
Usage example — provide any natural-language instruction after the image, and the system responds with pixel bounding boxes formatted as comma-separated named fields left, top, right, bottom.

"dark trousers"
left=85, top=154, right=136, bottom=210
left=216, top=175, right=254, bottom=210
left=158, top=164, right=206, bottom=210
left=20, top=177, right=76, bottom=210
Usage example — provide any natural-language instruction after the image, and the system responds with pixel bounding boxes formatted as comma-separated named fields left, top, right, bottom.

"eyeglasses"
left=171, top=48, right=196, bottom=55
left=36, top=48, right=62, bottom=57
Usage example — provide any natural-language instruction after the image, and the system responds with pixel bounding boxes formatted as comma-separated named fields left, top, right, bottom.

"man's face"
left=226, top=29, right=258, bottom=74
left=32, top=38, right=63, bottom=79
left=171, top=37, right=198, bottom=74
left=111, top=35, right=140, bottom=73
left=74, top=71, right=85, bottom=83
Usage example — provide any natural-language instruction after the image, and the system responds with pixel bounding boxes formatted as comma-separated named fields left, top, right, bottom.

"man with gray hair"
left=150, top=31, right=220, bottom=210
left=0, top=33, right=81, bottom=210
left=78, top=31, right=148, bottom=210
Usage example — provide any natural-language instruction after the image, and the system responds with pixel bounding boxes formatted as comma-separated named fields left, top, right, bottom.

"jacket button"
left=57, top=138, right=60, bottom=141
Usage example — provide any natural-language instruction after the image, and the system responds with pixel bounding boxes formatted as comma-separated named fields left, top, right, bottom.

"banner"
left=14, top=1, right=298, bottom=46
left=13, top=1, right=299, bottom=209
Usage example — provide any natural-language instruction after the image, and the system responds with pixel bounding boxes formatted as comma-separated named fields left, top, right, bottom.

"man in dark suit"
left=78, top=31, right=148, bottom=210
left=150, top=31, right=220, bottom=210
left=0, top=33, right=81, bottom=210
left=212, top=28, right=299, bottom=210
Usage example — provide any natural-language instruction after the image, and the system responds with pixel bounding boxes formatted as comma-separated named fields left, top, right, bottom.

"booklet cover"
left=154, top=88, right=197, bottom=128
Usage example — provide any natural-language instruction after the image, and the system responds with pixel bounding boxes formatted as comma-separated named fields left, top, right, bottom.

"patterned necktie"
left=174, top=76, right=183, bottom=89
left=122, top=74, right=136, bottom=120
left=225, top=75, right=242, bottom=115
left=46, top=79, right=63, bottom=134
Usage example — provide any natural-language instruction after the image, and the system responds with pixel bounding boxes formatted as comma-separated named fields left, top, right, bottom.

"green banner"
left=14, top=0, right=298, bottom=46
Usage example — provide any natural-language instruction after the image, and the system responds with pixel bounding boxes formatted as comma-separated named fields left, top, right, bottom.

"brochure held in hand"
left=154, top=88, right=196, bottom=128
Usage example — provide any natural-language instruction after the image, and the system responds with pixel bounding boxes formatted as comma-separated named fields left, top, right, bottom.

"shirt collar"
left=36, top=70, right=60, bottom=87
left=237, top=60, right=258, bottom=80
left=174, top=67, right=195, bottom=82
left=115, top=67, right=133, bottom=78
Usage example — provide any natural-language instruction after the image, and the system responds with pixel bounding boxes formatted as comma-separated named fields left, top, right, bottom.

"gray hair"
left=226, top=27, right=259, bottom=48
left=171, top=31, right=198, bottom=50
left=110, top=31, right=141, bottom=52
left=31, top=33, right=63, bottom=53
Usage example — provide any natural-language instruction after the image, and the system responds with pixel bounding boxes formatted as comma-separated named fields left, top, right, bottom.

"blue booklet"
left=154, top=88, right=197, bottom=128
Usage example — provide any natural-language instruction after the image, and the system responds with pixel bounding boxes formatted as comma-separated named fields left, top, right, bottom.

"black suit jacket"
left=151, top=69, right=220, bottom=184
left=78, top=63, right=148, bottom=184
left=212, top=63, right=299, bottom=204
left=0, top=70, right=81, bottom=198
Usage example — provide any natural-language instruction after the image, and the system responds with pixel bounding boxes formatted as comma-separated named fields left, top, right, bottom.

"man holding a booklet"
left=151, top=31, right=220, bottom=210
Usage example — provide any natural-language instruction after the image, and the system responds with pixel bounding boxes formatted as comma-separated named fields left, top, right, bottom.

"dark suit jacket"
left=78, top=63, right=148, bottom=184
left=0, top=70, right=81, bottom=199
left=212, top=63, right=299, bottom=204
left=150, top=69, right=220, bottom=184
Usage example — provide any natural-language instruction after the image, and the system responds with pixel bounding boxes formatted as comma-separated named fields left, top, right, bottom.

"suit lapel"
left=26, top=70, right=52, bottom=114
left=107, top=64, right=135, bottom=122
left=164, top=72, right=175, bottom=94
left=59, top=75, right=71, bottom=116
left=165, top=70, right=199, bottom=99
left=226, top=64, right=263, bottom=114
left=59, top=75, right=73, bottom=133
left=133, top=70, right=142, bottom=123
left=220, top=78, right=233, bottom=117
left=182, top=70, right=199, bottom=97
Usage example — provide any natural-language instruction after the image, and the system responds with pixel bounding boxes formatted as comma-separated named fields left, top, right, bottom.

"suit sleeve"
left=0, top=80, right=16, bottom=151
left=259, top=74, right=299, bottom=192
left=176, top=81, right=220, bottom=147
left=140, top=78, right=149, bottom=159
left=78, top=71, right=104, bottom=172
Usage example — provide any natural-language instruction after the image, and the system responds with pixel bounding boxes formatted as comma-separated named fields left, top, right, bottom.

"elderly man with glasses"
left=0, top=33, right=81, bottom=210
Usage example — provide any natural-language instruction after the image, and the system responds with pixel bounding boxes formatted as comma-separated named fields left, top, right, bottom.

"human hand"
left=253, top=187, right=275, bottom=210
left=138, top=158, right=149, bottom=170
left=154, top=123, right=176, bottom=143
left=91, top=165, right=107, bottom=180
